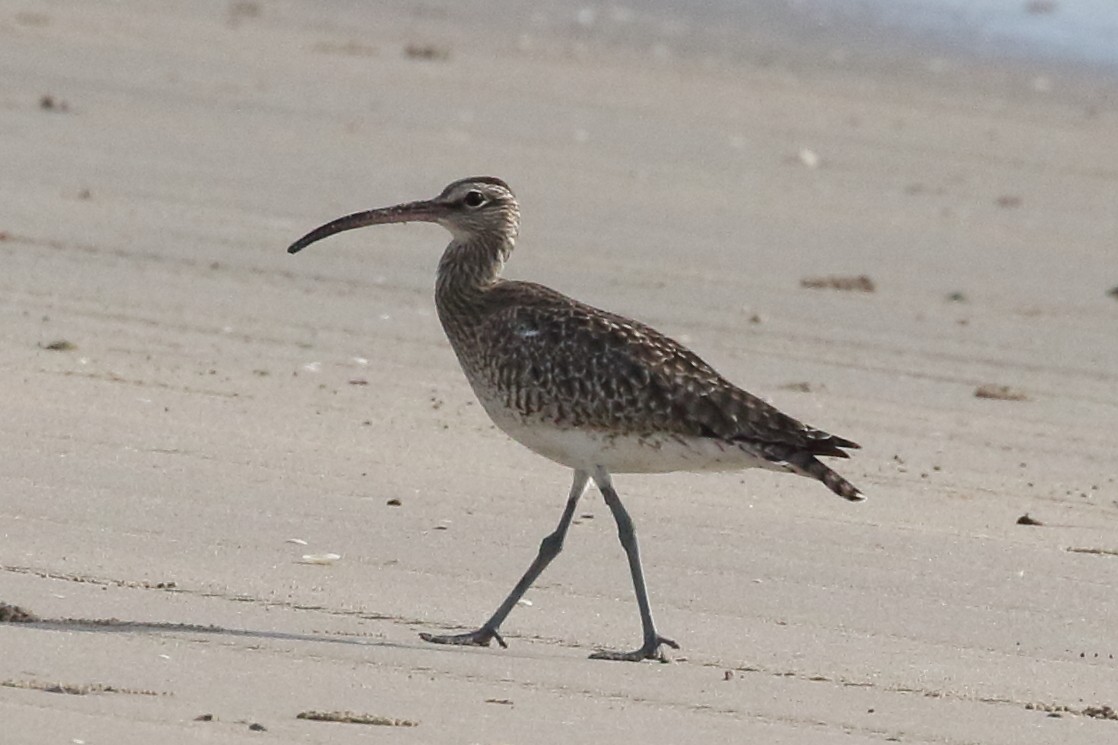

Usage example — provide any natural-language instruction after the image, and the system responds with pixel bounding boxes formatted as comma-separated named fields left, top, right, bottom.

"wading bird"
left=287, top=177, right=862, bottom=661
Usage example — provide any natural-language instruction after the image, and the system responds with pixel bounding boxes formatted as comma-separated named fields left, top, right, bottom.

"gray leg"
left=589, top=467, right=678, bottom=662
left=420, top=469, right=589, bottom=650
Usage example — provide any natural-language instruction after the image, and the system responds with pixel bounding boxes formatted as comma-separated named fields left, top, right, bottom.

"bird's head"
left=287, top=176, right=520, bottom=255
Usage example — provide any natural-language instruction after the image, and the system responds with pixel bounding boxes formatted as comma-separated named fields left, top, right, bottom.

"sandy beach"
left=2, top=1, right=1117, bottom=742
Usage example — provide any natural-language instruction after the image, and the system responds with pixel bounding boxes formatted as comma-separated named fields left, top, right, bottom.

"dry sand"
left=2, top=1, right=1117, bottom=743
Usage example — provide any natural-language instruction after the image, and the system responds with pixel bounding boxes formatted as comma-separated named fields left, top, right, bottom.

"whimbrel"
left=287, top=177, right=862, bottom=662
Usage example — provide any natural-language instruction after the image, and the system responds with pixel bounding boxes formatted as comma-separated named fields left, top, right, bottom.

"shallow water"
left=568, top=0, right=1118, bottom=70
left=823, top=0, right=1118, bottom=66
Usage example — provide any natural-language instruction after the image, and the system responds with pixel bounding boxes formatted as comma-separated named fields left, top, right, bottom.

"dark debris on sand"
left=0, top=602, right=39, bottom=622
left=800, top=274, right=876, bottom=292
left=404, top=43, right=449, bottom=61
left=298, top=710, right=418, bottom=727
left=975, top=384, right=1029, bottom=401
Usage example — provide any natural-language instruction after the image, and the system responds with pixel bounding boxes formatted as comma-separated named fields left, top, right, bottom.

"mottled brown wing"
left=474, top=281, right=858, bottom=458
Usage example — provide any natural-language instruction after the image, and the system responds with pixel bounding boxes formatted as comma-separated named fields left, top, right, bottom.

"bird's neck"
left=435, top=236, right=513, bottom=311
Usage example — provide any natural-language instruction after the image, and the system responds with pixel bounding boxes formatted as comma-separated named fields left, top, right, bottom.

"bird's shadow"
left=1, top=602, right=412, bottom=652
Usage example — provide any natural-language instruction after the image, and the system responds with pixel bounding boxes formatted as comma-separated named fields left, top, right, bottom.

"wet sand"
left=1, top=1, right=1116, bottom=742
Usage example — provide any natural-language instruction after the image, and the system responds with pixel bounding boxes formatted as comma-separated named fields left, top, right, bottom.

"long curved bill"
left=287, top=199, right=441, bottom=254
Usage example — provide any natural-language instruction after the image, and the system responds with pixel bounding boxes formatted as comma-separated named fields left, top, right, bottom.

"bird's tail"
left=786, top=452, right=864, bottom=502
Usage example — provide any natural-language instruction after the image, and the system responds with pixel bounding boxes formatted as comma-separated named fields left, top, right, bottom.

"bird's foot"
left=589, top=633, right=679, bottom=662
left=419, top=626, right=507, bottom=649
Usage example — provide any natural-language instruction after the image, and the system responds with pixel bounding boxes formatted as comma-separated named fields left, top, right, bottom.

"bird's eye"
left=463, top=190, right=486, bottom=208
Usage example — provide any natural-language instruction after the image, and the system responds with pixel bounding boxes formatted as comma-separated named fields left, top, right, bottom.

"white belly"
left=487, top=410, right=770, bottom=474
